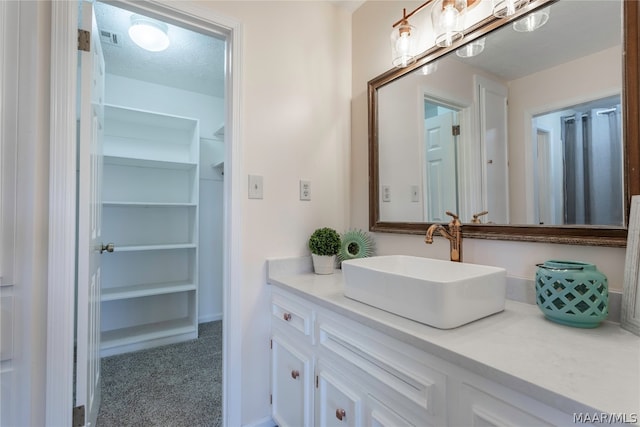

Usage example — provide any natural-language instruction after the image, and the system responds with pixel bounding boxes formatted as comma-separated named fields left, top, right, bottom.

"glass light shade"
left=431, top=0, right=467, bottom=48
left=513, top=7, right=550, bottom=32
left=129, top=17, right=170, bottom=52
left=421, top=62, right=439, bottom=75
left=492, top=0, right=530, bottom=18
left=456, top=37, right=485, bottom=58
left=390, top=21, right=418, bottom=68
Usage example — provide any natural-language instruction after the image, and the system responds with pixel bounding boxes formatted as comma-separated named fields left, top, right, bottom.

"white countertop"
left=267, top=259, right=640, bottom=421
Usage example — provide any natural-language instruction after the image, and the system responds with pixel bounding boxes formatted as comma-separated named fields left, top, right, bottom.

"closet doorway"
left=75, top=2, right=228, bottom=425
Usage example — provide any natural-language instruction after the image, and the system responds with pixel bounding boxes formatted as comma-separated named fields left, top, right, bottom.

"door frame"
left=46, top=2, right=243, bottom=425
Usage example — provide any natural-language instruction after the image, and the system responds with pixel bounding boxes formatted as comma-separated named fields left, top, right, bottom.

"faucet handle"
left=445, top=211, right=461, bottom=226
left=471, top=210, right=489, bottom=224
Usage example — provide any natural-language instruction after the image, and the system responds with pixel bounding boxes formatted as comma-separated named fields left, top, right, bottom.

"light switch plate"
left=300, top=180, right=311, bottom=201
left=382, top=185, right=391, bottom=202
left=248, top=175, right=263, bottom=199
left=411, top=185, right=419, bottom=202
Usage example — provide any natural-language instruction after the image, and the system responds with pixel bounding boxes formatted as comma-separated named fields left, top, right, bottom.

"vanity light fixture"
left=456, top=37, right=486, bottom=58
left=513, top=6, right=550, bottom=32
left=128, top=15, right=170, bottom=52
left=390, top=0, right=478, bottom=67
left=492, top=0, right=530, bottom=17
left=431, top=0, right=468, bottom=47
left=390, top=15, right=418, bottom=68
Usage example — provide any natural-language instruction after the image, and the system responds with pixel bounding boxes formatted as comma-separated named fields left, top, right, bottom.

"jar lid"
left=537, top=260, right=595, bottom=271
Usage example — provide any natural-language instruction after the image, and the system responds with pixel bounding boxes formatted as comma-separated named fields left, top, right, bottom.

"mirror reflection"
left=377, top=0, right=623, bottom=227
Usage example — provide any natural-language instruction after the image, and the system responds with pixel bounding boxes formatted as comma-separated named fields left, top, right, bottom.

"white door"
left=76, top=2, right=105, bottom=425
left=536, top=129, right=553, bottom=225
left=477, top=76, right=509, bottom=224
left=424, top=112, right=457, bottom=222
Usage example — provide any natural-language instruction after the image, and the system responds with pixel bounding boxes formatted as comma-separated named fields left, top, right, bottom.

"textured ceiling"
left=453, top=0, right=622, bottom=81
left=94, top=2, right=226, bottom=98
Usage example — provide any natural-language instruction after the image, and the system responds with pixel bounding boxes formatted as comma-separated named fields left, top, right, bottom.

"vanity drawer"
left=455, top=376, right=572, bottom=427
left=272, top=291, right=315, bottom=343
left=316, top=313, right=447, bottom=424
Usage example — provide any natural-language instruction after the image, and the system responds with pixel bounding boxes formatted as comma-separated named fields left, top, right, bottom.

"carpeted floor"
left=97, top=321, right=223, bottom=427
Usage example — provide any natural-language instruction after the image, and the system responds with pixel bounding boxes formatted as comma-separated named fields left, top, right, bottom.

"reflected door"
left=424, top=112, right=458, bottom=222
left=477, top=76, right=509, bottom=224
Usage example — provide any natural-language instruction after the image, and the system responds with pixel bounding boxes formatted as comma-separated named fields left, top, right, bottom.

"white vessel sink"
left=342, top=255, right=506, bottom=329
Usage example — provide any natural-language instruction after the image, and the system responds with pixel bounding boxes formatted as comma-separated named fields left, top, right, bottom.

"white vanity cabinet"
left=271, top=291, right=316, bottom=427
left=270, top=285, right=590, bottom=427
left=271, top=288, right=446, bottom=427
left=100, top=104, right=200, bottom=356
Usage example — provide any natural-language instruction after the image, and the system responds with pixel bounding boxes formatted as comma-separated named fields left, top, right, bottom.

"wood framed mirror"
left=369, top=0, right=639, bottom=247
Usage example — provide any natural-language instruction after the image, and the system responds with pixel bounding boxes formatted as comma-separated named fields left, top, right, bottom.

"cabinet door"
left=316, top=365, right=361, bottom=427
left=271, top=335, right=313, bottom=427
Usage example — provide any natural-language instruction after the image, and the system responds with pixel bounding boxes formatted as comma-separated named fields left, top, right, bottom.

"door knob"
left=336, top=408, right=346, bottom=421
left=100, top=243, right=115, bottom=253
left=291, top=370, right=300, bottom=379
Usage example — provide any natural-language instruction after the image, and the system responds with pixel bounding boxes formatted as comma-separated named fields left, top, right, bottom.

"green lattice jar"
left=535, top=260, right=608, bottom=328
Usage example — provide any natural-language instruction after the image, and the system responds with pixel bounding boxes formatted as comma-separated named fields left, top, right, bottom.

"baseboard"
left=243, top=416, right=275, bottom=427
left=199, top=313, right=223, bottom=323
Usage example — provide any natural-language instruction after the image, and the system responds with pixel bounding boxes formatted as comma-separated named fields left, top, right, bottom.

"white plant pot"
left=312, top=254, right=336, bottom=275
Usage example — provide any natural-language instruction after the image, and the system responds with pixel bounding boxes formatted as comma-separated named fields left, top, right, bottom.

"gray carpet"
left=97, top=321, right=223, bottom=427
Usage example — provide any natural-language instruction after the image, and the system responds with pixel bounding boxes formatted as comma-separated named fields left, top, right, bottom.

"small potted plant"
left=308, top=227, right=341, bottom=274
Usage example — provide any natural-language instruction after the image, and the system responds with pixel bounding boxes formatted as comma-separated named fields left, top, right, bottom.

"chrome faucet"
left=425, top=211, right=462, bottom=262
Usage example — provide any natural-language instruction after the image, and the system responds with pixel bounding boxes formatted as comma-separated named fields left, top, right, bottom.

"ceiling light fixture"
left=456, top=37, right=485, bottom=58
left=513, top=6, right=550, bottom=32
left=128, top=15, right=170, bottom=52
left=492, top=0, right=530, bottom=18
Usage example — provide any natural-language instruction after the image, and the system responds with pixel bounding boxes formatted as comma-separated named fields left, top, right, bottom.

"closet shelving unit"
left=100, top=104, right=200, bottom=357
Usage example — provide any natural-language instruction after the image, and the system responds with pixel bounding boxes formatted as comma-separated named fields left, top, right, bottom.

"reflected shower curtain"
left=561, top=106, right=622, bottom=226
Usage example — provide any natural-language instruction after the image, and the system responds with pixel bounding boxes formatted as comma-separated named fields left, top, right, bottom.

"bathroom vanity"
left=267, top=257, right=640, bottom=427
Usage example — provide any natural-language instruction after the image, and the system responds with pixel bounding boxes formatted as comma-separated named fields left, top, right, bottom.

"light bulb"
left=441, top=4, right=460, bottom=31
left=396, top=33, right=411, bottom=54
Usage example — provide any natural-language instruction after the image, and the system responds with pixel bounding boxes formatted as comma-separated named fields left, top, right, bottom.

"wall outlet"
left=248, top=175, right=263, bottom=199
left=411, top=185, right=419, bottom=202
left=300, top=180, right=311, bottom=201
left=382, top=185, right=391, bottom=202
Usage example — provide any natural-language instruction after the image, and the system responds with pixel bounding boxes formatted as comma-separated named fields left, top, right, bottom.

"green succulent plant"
left=308, top=227, right=341, bottom=256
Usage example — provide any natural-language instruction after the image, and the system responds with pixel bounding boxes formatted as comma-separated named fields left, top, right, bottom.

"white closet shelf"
left=113, top=243, right=197, bottom=252
left=101, top=317, right=195, bottom=350
left=105, top=104, right=199, bottom=131
left=101, top=281, right=197, bottom=302
left=104, top=155, right=197, bottom=170
left=103, top=201, right=197, bottom=207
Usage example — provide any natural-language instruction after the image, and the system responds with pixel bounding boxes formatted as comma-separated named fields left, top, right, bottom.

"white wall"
left=180, top=2, right=352, bottom=424
left=352, top=2, right=626, bottom=293
left=105, top=74, right=224, bottom=323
